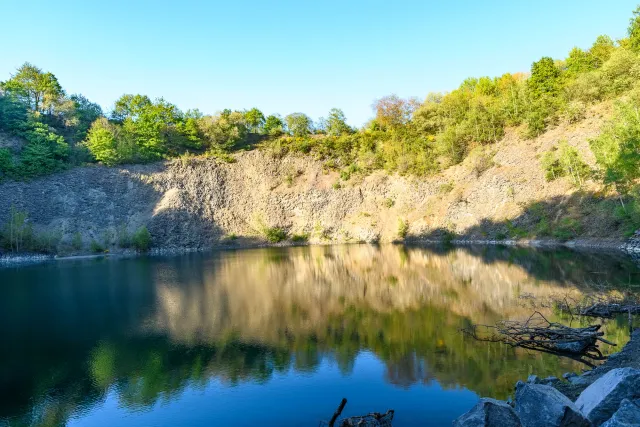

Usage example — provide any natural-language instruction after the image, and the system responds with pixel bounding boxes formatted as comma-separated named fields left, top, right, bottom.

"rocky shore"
left=454, top=329, right=640, bottom=426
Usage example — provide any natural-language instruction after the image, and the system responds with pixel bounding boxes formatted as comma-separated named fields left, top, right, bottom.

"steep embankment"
left=0, top=103, right=621, bottom=252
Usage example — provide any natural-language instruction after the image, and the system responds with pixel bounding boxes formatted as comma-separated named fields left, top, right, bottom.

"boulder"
left=575, top=368, right=640, bottom=426
left=453, top=398, right=521, bottom=427
left=515, top=383, right=590, bottom=427
left=527, top=375, right=539, bottom=384
left=601, top=399, right=640, bottom=427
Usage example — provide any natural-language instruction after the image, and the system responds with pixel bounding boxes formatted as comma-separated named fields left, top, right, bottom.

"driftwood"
left=329, top=398, right=348, bottom=427
left=321, top=399, right=394, bottom=427
left=580, top=302, right=640, bottom=318
left=461, top=311, right=615, bottom=367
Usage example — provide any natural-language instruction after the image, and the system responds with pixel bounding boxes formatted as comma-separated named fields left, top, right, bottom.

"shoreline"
left=0, top=236, right=637, bottom=267
left=454, top=328, right=640, bottom=425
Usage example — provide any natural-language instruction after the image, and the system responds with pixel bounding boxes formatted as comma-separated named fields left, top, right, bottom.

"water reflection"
left=0, top=245, right=637, bottom=426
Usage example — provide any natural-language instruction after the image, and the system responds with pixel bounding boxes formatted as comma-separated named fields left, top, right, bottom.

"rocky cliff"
left=0, top=103, right=620, bottom=251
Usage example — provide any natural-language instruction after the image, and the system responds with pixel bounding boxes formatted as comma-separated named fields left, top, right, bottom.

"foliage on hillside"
left=3, top=7, right=640, bottom=234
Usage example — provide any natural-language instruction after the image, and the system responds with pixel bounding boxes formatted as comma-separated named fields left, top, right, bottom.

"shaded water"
left=0, top=244, right=638, bottom=426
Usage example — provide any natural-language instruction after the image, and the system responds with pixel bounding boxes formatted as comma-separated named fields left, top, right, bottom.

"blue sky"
left=0, top=0, right=637, bottom=126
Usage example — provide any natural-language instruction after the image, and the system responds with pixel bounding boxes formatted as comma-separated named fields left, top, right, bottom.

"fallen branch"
left=461, top=311, right=614, bottom=364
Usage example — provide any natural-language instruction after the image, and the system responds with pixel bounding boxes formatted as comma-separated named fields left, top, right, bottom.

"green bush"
left=552, top=217, right=582, bottom=241
left=264, top=227, right=287, bottom=243
left=541, top=141, right=589, bottom=187
left=291, top=233, right=309, bottom=243
left=132, top=226, right=152, bottom=252
left=116, top=224, right=131, bottom=248
left=90, top=239, right=105, bottom=253
left=72, top=232, right=83, bottom=251
left=397, top=219, right=409, bottom=239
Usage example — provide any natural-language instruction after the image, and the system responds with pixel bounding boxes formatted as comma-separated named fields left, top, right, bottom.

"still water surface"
left=1, top=244, right=638, bottom=426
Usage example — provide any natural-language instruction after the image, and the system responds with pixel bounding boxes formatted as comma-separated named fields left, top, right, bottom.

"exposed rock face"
left=575, top=368, right=640, bottom=426
left=0, top=107, right=623, bottom=252
left=601, top=399, right=640, bottom=427
left=515, top=383, right=590, bottom=427
left=453, top=398, right=521, bottom=427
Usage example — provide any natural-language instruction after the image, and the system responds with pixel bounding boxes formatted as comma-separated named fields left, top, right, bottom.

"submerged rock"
left=515, top=383, right=590, bottom=427
left=601, top=399, right=640, bottom=427
left=575, top=368, right=640, bottom=426
left=453, top=398, right=521, bottom=427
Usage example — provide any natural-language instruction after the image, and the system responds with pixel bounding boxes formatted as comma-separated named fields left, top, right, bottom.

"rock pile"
left=454, top=368, right=640, bottom=426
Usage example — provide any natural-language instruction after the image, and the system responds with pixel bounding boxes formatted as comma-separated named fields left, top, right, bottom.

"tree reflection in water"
left=0, top=244, right=637, bottom=426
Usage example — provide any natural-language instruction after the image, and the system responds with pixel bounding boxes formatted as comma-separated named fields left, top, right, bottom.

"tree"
left=198, top=111, right=247, bottom=150
left=1, top=63, right=64, bottom=114
left=413, top=93, right=445, bottom=134
left=628, top=6, right=640, bottom=52
left=590, top=35, right=615, bottom=67
left=528, top=57, right=561, bottom=100
left=372, top=95, right=419, bottom=129
left=565, top=47, right=596, bottom=75
left=244, top=108, right=265, bottom=133
left=325, top=108, right=352, bottom=136
left=263, top=115, right=284, bottom=136
left=284, top=113, right=312, bottom=136
left=590, top=100, right=640, bottom=194
left=84, top=118, right=125, bottom=165
left=66, top=94, right=103, bottom=142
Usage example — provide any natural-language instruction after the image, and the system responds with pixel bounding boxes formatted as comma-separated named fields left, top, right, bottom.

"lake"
left=0, top=244, right=638, bottom=426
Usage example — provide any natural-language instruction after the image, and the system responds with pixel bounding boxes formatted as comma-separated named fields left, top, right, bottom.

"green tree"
left=590, top=100, right=640, bottom=194
left=590, top=35, right=615, bottom=67
left=528, top=57, right=561, bottom=100
left=565, top=47, right=596, bottom=75
left=325, top=108, right=352, bottom=136
left=263, top=115, right=284, bottom=136
left=1, top=63, right=64, bottom=114
left=85, top=117, right=130, bottom=165
left=244, top=108, right=265, bottom=133
left=198, top=110, right=247, bottom=151
left=628, top=6, right=640, bottom=52
left=66, top=94, right=103, bottom=142
left=284, top=113, right=312, bottom=136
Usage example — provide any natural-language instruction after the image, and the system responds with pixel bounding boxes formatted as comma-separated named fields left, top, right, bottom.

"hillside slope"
left=0, top=102, right=624, bottom=252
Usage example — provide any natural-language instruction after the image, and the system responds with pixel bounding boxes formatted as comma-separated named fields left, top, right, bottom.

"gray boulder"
left=575, top=368, right=640, bottom=426
left=453, top=398, right=521, bottom=427
left=527, top=375, right=539, bottom=384
left=515, top=383, right=590, bottom=427
left=601, top=399, right=640, bottom=427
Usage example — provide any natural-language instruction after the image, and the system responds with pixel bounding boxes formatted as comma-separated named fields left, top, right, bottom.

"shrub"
left=132, top=226, right=152, bottom=252
left=553, top=217, right=582, bottom=241
left=90, top=239, right=105, bottom=253
left=561, top=101, right=586, bottom=124
left=32, top=230, right=61, bottom=253
left=291, top=233, right=309, bottom=243
left=469, top=147, right=494, bottom=177
left=397, top=218, right=409, bottom=239
left=264, top=227, right=287, bottom=243
left=72, top=232, right=83, bottom=250
left=541, top=141, right=590, bottom=187
left=438, top=182, right=454, bottom=194
left=383, top=198, right=395, bottom=208
left=116, top=224, right=131, bottom=248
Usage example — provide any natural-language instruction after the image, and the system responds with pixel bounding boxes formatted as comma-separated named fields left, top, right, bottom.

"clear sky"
left=0, top=0, right=637, bottom=126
